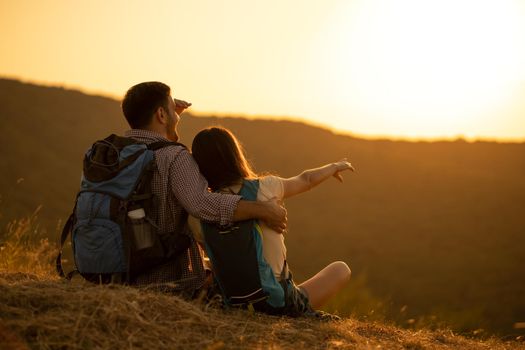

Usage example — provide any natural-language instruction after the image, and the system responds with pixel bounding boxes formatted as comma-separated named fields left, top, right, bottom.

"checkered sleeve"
left=169, top=149, right=241, bottom=226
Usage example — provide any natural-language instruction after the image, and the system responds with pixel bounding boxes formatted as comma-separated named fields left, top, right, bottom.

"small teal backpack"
left=201, top=179, right=286, bottom=309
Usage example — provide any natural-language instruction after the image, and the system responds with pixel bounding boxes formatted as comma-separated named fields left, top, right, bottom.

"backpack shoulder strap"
left=56, top=211, right=75, bottom=279
left=239, top=179, right=260, bottom=201
left=147, top=141, right=187, bottom=151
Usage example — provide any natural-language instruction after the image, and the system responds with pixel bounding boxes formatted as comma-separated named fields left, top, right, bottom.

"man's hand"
left=174, top=98, right=192, bottom=115
left=232, top=198, right=287, bottom=233
left=262, top=198, right=288, bottom=234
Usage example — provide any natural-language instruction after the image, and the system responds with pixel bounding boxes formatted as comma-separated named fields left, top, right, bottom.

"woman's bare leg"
left=298, top=261, right=351, bottom=309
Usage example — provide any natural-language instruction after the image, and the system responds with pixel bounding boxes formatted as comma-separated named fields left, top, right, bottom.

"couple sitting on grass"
left=68, top=81, right=353, bottom=318
left=124, top=82, right=353, bottom=317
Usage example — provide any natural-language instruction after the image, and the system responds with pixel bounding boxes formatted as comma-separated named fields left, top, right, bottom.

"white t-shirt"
left=188, top=175, right=287, bottom=280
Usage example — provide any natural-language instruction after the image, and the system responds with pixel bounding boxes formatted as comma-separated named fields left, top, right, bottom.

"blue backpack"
left=200, top=179, right=286, bottom=309
left=56, top=134, right=189, bottom=283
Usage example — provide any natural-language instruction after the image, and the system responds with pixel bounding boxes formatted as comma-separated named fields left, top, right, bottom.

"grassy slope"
left=0, top=272, right=522, bottom=350
left=1, top=78, right=525, bottom=337
left=3, top=217, right=521, bottom=349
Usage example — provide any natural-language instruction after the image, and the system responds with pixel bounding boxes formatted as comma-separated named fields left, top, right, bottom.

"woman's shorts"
left=283, top=279, right=313, bottom=316
left=252, top=276, right=314, bottom=317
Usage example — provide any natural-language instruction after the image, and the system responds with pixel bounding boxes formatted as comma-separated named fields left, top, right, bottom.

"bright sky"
left=1, top=0, right=525, bottom=141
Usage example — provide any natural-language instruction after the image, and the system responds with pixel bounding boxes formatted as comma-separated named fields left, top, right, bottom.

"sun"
left=317, top=0, right=525, bottom=139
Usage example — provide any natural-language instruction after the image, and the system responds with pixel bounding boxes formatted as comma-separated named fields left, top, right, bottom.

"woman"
left=189, top=126, right=353, bottom=315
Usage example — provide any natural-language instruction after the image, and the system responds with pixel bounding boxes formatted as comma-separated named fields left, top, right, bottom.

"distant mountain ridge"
left=1, top=78, right=524, bottom=336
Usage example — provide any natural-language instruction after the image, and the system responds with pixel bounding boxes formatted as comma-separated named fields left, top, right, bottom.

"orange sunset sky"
left=1, top=0, right=525, bottom=141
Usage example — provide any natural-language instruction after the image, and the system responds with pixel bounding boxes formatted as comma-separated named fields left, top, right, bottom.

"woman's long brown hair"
left=191, top=127, right=257, bottom=191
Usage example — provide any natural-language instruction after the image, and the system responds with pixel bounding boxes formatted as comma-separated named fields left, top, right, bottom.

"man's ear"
left=155, top=106, right=167, bottom=125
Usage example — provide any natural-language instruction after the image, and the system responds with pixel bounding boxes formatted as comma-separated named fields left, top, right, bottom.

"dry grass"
left=0, top=206, right=55, bottom=278
left=1, top=272, right=523, bottom=350
left=1, top=213, right=524, bottom=349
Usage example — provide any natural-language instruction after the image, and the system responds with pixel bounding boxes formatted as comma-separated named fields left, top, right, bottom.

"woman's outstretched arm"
left=281, top=159, right=355, bottom=199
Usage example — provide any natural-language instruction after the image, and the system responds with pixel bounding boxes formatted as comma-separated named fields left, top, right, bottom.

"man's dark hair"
left=122, top=82, right=171, bottom=128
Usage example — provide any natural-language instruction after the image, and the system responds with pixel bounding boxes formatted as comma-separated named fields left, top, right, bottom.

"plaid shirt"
left=125, top=129, right=241, bottom=293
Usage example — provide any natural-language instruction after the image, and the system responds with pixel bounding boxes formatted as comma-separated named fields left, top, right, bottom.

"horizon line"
left=189, top=111, right=525, bottom=144
left=2, top=75, right=524, bottom=144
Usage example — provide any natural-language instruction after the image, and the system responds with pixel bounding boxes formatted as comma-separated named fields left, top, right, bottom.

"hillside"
left=1, top=78, right=524, bottom=338
left=2, top=209, right=523, bottom=349
left=2, top=272, right=522, bottom=350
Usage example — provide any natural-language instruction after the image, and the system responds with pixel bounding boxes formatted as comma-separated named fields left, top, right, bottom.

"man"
left=121, top=81, right=287, bottom=296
